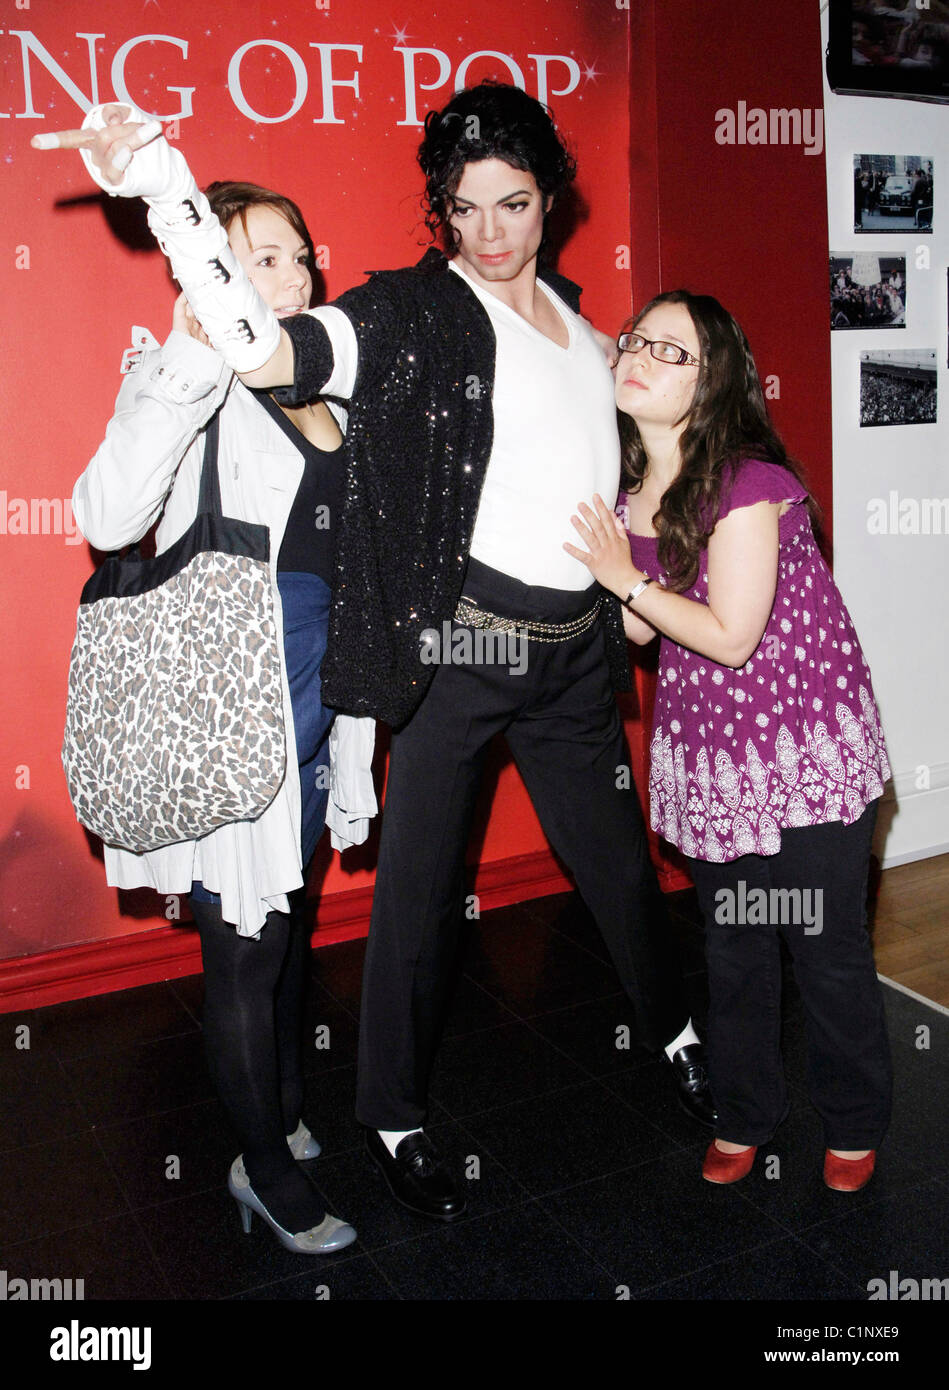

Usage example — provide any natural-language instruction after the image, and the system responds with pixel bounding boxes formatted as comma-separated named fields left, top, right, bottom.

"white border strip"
left=878, top=972, right=949, bottom=1019
left=880, top=842, right=949, bottom=870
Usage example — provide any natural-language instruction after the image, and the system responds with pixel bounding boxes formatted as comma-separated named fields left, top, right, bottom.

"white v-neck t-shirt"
left=450, top=260, right=620, bottom=591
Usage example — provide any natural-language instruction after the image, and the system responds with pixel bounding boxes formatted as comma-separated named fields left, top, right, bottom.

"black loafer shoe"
left=365, top=1128, right=467, bottom=1221
left=666, top=1043, right=717, bottom=1128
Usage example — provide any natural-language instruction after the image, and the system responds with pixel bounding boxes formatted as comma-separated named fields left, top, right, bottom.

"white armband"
left=80, top=104, right=280, bottom=373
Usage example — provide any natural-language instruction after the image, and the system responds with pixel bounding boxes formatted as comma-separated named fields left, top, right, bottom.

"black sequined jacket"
left=275, top=247, right=631, bottom=727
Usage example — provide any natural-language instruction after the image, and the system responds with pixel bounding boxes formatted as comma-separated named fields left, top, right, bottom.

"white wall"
left=820, top=3, right=949, bottom=867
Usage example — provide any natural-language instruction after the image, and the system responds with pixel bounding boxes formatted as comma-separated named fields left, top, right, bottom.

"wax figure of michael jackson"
left=52, top=81, right=715, bottom=1227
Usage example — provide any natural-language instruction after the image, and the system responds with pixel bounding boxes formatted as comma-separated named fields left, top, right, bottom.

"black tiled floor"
left=0, top=1130, right=131, bottom=1247
left=231, top=1251, right=396, bottom=1300
left=59, top=1031, right=218, bottom=1127
left=459, top=1078, right=680, bottom=1198
left=540, top=1147, right=792, bottom=1291
left=0, top=887, right=946, bottom=1311
left=798, top=1180, right=949, bottom=1289
left=524, top=993, right=656, bottom=1078
left=94, top=1098, right=241, bottom=1210
left=642, top=1234, right=866, bottom=1300
left=13, top=980, right=200, bottom=1060
left=0, top=1213, right=173, bottom=1301
left=428, top=1018, right=589, bottom=1116
left=458, top=904, right=629, bottom=1017
left=0, top=1048, right=90, bottom=1153
left=367, top=1199, right=614, bottom=1300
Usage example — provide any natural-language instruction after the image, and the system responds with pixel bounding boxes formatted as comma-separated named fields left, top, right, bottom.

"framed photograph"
left=831, top=255, right=906, bottom=329
left=853, top=155, right=933, bottom=232
left=827, top=1, right=949, bottom=104
left=860, top=350, right=937, bottom=426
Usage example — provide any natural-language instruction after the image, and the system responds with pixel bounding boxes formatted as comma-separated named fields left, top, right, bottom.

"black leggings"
left=186, top=570, right=335, bottom=1231
left=688, top=802, right=892, bottom=1149
left=190, top=892, right=327, bottom=1230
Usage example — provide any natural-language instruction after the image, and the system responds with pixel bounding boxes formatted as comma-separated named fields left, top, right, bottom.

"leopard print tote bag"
left=62, top=412, right=287, bottom=853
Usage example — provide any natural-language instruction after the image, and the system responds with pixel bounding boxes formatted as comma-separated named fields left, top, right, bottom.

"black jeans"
left=688, top=801, right=892, bottom=1149
left=356, top=559, right=689, bottom=1130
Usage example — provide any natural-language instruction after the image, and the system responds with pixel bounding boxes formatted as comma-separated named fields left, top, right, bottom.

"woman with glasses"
left=565, top=290, right=892, bottom=1192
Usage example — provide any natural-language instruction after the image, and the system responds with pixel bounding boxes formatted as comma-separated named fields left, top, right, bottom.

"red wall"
left=629, top=0, right=832, bottom=523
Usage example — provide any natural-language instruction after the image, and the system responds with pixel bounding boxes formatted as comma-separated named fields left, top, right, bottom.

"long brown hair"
left=619, top=290, right=820, bottom=591
left=204, top=181, right=315, bottom=280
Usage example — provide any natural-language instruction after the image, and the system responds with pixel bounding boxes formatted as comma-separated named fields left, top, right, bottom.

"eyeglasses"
left=616, top=331, right=700, bottom=367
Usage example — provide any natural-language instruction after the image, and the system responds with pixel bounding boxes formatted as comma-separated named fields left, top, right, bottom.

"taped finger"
left=31, top=129, right=95, bottom=151
left=128, top=119, right=163, bottom=149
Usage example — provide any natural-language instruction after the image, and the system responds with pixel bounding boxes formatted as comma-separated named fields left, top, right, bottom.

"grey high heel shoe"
left=228, top=1157, right=356, bottom=1254
left=286, top=1120, right=321, bottom=1160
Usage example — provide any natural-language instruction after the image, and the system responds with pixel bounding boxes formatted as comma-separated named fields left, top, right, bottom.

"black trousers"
left=688, top=801, right=892, bottom=1149
left=356, top=559, right=689, bottom=1130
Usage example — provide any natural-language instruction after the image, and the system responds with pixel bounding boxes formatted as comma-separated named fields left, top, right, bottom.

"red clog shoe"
left=823, top=1149, right=876, bottom=1192
left=702, top=1140, right=757, bottom=1184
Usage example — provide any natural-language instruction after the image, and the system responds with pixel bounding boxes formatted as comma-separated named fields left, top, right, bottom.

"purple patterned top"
left=620, top=459, right=890, bottom=862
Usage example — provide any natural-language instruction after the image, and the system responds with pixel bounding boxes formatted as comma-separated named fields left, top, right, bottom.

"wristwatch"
left=622, top=577, right=653, bottom=609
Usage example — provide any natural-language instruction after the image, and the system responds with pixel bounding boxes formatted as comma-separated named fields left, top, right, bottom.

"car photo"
left=878, top=175, right=913, bottom=213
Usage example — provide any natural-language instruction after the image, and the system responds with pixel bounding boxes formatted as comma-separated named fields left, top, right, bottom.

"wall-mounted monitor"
left=827, top=1, right=949, bottom=103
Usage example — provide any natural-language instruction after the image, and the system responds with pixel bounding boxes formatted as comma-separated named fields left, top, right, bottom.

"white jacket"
left=72, top=329, right=377, bottom=935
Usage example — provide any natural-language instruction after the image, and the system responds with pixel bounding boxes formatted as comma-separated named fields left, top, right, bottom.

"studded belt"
left=454, top=594, right=603, bottom=643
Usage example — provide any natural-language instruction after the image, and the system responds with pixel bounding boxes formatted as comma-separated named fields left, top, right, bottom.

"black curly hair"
left=417, top=80, right=576, bottom=249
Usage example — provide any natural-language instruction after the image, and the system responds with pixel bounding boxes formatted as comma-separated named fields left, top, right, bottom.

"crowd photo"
left=860, top=351, right=938, bottom=426
left=831, top=256, right=906, bottom=328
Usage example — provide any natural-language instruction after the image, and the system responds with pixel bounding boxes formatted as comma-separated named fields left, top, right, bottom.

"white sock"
left=379, top=1128, right=422, bottom=1158
left=664, top=1018, right=700, bottom=1061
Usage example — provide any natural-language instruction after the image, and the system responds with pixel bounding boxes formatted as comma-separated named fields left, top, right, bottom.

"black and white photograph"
left=853, top=155, right=933, bottom=231
left=860, top=349, right=937, bottom=426
left=831, top=254, right=906, bottom=328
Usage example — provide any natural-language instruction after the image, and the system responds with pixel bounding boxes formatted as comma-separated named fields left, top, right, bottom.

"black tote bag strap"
left=196, top=407, right=224, bottom=518
left=100, top=409, right=223, bottom=563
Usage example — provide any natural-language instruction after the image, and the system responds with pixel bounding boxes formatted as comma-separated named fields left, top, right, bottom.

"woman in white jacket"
left=72, top=172, right=358, bottom=1255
